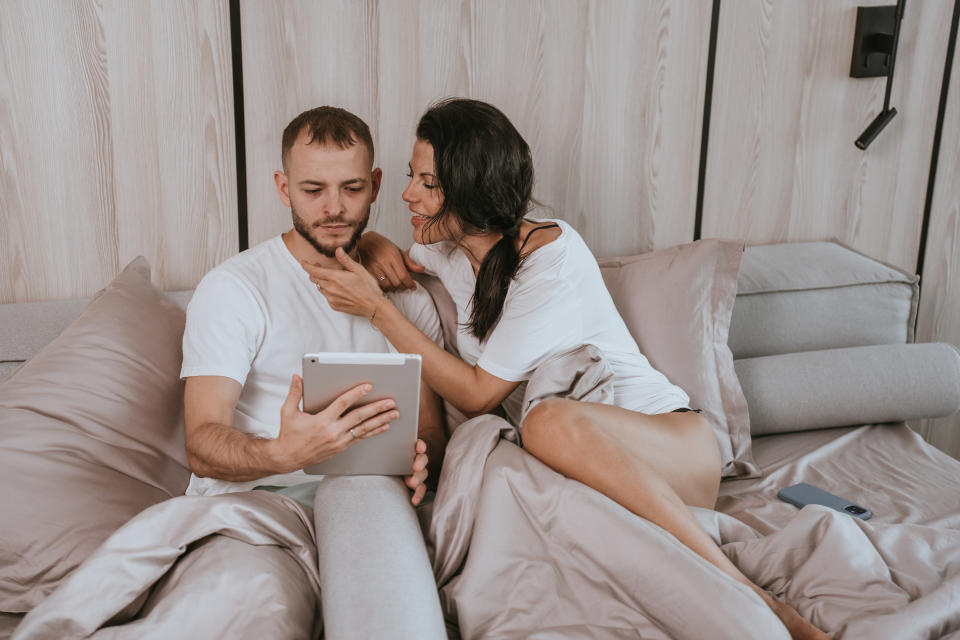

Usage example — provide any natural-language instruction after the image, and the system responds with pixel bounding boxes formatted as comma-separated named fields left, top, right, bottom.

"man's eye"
left=405, top=172, right=413, bottom=178
left=305, top=188, right=321, bottom=194
left=346, top=187, right=363, bottom=193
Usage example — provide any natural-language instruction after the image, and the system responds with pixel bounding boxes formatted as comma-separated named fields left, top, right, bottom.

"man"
left=181, top=106, right=447, bottom=638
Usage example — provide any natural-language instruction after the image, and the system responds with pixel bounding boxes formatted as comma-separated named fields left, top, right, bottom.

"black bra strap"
left=518, top=223, right=560, bottom=255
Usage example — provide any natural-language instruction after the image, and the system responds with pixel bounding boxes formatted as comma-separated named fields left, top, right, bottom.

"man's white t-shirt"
left=409, top=218, right=689, bottom=423
left=181, top=235, right=442, bottom=496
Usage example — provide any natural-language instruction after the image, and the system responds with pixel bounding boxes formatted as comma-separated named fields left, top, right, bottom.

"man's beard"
left=292, top=206, right=369, bottom=258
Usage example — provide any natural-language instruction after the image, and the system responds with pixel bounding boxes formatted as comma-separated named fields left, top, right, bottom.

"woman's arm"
left=304, top=248, right=520, bottom=415
left=374, top=297, right=520, bottom=415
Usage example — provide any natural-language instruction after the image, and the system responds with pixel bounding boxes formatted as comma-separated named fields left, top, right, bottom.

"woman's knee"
left=521, top=397, right=585, bottom=453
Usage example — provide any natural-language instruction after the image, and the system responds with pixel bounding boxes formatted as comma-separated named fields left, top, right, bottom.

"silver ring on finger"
left=378, top=274, right=386, bottom=281
left=349, top=427, right=358, bottom=439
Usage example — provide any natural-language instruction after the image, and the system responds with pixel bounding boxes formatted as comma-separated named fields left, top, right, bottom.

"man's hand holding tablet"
left=292, top=352, right=426, bottom=503
left=266, top=374, right=398, bottom=474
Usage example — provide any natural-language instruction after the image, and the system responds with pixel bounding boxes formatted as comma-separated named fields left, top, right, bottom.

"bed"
left=2, top=238, right=959, bottom=639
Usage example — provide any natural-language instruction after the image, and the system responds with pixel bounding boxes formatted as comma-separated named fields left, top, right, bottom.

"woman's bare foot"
left=756, top=589, right=831, bottom=640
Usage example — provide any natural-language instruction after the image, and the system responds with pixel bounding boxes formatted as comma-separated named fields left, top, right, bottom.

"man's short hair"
left=281, top=106, right=375, bottom=170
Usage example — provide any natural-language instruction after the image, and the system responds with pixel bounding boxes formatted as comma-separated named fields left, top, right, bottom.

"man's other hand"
left=405, top=439, right=429, bottom=506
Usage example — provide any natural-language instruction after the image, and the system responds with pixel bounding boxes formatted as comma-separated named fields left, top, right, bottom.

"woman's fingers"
left=367, top=260, right=400, bottom=291
left=299, top=259, right=323, bottom=278
left=402, top=250, right=426, bottom=274
left=376, top=247, right=417, bottom=289
left=308, top=266, right=342, bottom=285
left=310, top=269, right=355, bottom=303
left=301, top=261, right=350, bottom=287
left=371, top=268, right=393, bottom=291
left=385, top=260, right=416, bottom=290
left=335, top=247, right=367, bottom=275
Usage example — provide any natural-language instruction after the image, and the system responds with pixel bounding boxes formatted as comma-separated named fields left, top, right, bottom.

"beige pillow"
left=0, top=257, right=191, bottom=612
left=599, top=239, right=759, bottom=478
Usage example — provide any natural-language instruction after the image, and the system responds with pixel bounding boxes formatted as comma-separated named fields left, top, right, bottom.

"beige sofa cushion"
left=729, top=241, right=918, bottom=358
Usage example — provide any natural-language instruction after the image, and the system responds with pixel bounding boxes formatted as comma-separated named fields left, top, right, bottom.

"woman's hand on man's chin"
left=300, top=248, right=385, bottom=320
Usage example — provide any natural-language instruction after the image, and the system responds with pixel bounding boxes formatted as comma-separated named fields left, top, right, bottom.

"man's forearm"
left=186, top=422, right=291, bottom=482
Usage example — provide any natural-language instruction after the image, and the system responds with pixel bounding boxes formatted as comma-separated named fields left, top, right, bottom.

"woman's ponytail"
left=469, top=232, right=521, bottom=339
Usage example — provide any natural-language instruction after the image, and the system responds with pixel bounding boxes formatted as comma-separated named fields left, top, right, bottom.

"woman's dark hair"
left=416, top=98, right=534, bottom=340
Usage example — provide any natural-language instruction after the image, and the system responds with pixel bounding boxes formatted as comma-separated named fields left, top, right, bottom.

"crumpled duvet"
left=13, top=491, right=321, bottom=640
left=14, top=346, right=960, bottom=639
left=426, top=345, right=960, bottom=639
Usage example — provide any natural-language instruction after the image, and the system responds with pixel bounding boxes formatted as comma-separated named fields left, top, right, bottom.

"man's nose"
left=321, top=189, right=344, bottom=214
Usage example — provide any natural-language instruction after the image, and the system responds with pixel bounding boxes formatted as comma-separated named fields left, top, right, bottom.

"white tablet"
left=301, top=352, right=421, bottom=476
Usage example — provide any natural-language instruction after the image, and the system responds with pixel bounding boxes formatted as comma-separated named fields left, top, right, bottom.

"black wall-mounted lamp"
left=851, top=0, right=906, bottom=149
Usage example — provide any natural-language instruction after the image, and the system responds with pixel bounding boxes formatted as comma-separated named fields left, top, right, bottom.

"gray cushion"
left=0, top=362, right=22, bottom=381
left=0, top=290, right=192, bottom=383
left=735, top=343, right=960, bottom=436
left=729, top=242, right=918, bottom=358
left=0, top=298, right=90, bottom=362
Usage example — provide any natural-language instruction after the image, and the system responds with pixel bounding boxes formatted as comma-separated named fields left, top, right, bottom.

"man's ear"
left=274, top=170, right=292, bottom=207
left=369, top=167, right=383, bottom=204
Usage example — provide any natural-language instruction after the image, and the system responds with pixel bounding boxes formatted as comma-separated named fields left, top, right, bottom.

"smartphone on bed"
left=778, top=483, right=872, bottom=520
left=301, top=352, right=421, bottom=476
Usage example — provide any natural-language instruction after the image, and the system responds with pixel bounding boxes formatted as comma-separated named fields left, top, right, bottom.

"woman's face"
left=403, top=140, right=452, bottom=244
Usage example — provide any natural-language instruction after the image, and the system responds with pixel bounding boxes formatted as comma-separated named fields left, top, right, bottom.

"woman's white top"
left=409, top=218, right=689, bottom=422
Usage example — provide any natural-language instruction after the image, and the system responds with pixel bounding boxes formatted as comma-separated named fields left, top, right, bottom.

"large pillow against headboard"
left=0, top=257, right=191, bottom=612
left=599, top=239, right=758, bottom=479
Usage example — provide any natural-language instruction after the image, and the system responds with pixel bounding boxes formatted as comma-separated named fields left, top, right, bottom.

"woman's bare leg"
left=521, top=398, right=829, bottom=640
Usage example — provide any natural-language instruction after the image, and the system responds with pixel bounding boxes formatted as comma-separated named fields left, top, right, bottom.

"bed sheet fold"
left=12, top=491, right=321, bottom=640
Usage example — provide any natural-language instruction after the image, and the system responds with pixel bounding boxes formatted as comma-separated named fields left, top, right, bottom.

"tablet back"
left=302, top=352, right=421, bottom=476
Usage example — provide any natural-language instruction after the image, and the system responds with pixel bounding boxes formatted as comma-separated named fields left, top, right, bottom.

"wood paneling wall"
left=240, top=0, right=711, bottom=258
left=2, top=1, right=959, bottom=459
left=915, top=30, right=960, bottom=459
left=702, top=0, right=952, bottom=272
left=0, top=0, right=237, bottom=303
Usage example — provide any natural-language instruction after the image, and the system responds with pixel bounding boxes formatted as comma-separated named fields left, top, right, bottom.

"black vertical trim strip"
left=916, top=0, right=960, bottom=279
left=230, top=0, right=249, bottom=252
left=694, top=0, right=721, bottom=242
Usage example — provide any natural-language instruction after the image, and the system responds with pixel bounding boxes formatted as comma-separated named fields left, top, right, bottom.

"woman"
left=304, top=98, right=827, bottom=640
